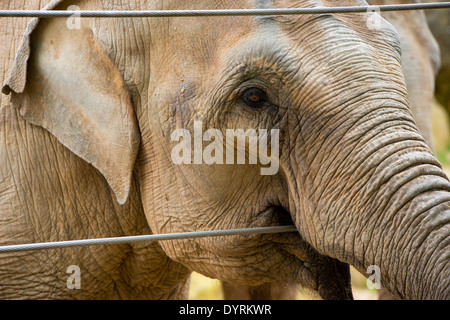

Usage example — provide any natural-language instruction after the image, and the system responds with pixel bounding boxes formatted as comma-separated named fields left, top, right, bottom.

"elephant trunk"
left=347, top=170, right=450, bottom=300
left=286, top=98, right=450, bottom=299
left=376, top=182, right=450, bottom=300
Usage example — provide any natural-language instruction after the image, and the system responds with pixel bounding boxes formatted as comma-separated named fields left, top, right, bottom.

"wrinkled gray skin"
left=387, top=3, right=439, bottom=148
left=369, top=0, right=441, bottom=300
left=222, top=0, right=442, bottom=300
left=374, top=0, right=439, bottom=153
left=0, top=0, right=449, bottom=300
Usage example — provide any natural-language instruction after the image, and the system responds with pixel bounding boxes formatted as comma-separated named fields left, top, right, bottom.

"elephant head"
left=3, top=0, right=449, bottom=299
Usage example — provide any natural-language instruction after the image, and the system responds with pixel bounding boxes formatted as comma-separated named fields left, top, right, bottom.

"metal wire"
left=0, top=2, right=449, bottom=18
left=0, top=225, right=297, bottom=253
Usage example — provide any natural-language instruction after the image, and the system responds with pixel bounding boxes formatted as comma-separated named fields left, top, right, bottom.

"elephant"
left=372, top=0, right=440, bottom=152
left=223, top=0, right=442, bottom=300
left=0, top=0, right=449, bottom=300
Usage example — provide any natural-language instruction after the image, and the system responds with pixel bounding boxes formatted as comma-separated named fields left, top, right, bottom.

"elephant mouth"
left=264, top=206, right=354, bottom=300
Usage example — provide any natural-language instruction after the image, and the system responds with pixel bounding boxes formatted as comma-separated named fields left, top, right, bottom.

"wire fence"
left=0, top=226, right=298, bottom=253
left=0, top=2, right=449, bottom=18
left=0, top=2, right=449, bottom=253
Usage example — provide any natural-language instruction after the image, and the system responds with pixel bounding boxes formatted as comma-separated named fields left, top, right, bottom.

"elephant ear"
left=2, top=13, right=140, bottom=205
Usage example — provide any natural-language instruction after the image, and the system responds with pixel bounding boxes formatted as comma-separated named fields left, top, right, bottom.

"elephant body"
left=0, top=0, right=448, bottom=300
left=0, top=0, right=190, bottom=299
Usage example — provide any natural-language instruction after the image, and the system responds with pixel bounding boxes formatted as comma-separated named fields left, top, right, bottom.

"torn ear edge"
left=2, top=17, right=39, bottom=95
left=3, top=0, right=65, bottom=94
left=2, top=11, right=140, bottom=205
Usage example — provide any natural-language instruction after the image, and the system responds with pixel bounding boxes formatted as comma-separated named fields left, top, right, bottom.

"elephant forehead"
left=278, top=1, right=401, bottom=56
left=180, top=4, right=398, bottom=75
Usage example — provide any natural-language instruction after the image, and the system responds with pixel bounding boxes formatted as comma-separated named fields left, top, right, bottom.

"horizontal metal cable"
left=0, top=2, right=449, bottom=18
left=0, top=225, right=297, bottom=253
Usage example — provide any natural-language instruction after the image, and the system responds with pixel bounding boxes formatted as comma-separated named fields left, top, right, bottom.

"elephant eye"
left=241, top=88, right=270, bottom=109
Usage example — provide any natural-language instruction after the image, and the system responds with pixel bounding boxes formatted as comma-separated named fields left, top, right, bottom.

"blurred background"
left=427, top=2, right=450, bottom=167
left=188, top=268, right=379, bottom=300
left=188, top=3, right=450, bottom=300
